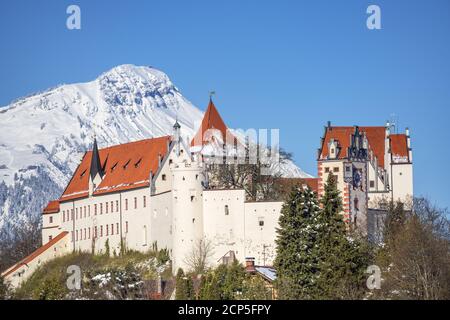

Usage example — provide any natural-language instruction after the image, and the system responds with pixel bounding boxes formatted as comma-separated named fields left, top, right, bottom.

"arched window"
left=225, top=205, right=229, bottom=216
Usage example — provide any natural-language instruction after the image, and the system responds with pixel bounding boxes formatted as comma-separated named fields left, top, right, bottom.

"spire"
left=191, top=98, right=230, bottom=147
left=173, top=120, right=181, bottom=156
left=90, top=137, right=103, bottom=180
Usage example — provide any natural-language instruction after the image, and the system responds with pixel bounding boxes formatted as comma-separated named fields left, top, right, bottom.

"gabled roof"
left=2, top=231, right=69, bottom=278
left=319, top=126, right=386, bottom=167
left=60, top=136, right=170, bottom=202
left=191, top=99, right=232, bottom=147
left=42, top=200, right=60, bottom=214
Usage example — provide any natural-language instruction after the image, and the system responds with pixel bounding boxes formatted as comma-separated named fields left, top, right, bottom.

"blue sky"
left=0, top=0, right=449, bottom=208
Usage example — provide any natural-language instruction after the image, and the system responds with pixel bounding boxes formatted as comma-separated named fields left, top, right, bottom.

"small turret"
left=89, top=137, right=103, bottom=195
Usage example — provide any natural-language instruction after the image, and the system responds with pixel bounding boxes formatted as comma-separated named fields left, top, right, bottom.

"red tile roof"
left=191, top=100, right=234, bottom=147
left=276, top=177, right=319, bottom=193
left=42, top=200, right=60, bottom=214
left=2, top=231, right=69, bottom=277
left=390, top=134, right=410, bottom=161
left=60, top=136, right=170, bottom=202
left=319, top=126, right=386, bottom=167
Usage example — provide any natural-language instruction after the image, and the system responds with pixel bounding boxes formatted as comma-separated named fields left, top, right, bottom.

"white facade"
left=13, top=129, right=284, bottom=285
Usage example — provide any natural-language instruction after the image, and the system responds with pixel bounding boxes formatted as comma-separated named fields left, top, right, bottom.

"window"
left=116, top=223, right=119, bottom=234
left=94, top=227, right=98, bottom=239
left=100, top=226, right=103, bottom=237
left=111, top=201, right=114, bottom=213
left=88, top=227, right=91, bottom=239
left=162, top=174, right=167, bottom=181
left=100, top=203, right=103, bottom=214
left=134, top=197, right=137, bottom=209
left=346, top=166, right=351, bottom=172
left=49, top=235, right=53, bottom=242
left=169, top=159, right=173, bottom=165
left=143, top=196, right=147, bottom=208
left=88, top=205, right=91, bottom=216
left=76, top=208, right=78, bottom=220
left=125, top=199, right=128, bottom=211
left=111, top=224, right=114, bottom=235
left=325, top=167, right=330, bottom=173
left=126, top=221, right=129, bottom=233
left=134, top=158, right=142, bottom=168
left=116, top=200, right=119, bottom=212
left=106, top=224, right=109, bottom=236
left=225, top=205, right=229, bottom=216
left=191, top=196, right=195, bottom=202
left=333, top=167, right=339, bottom=172
left=71, top=231, right=74, bottom=242
left=94, top=204, right=97, bottom=215
left=106, top=202, right=109, bottom=214
left=259, top=219, right=264, bottom=227
left=123, top=159, right=131, bottom=169
left=331, top=148, right=335, bottom=155
left=370, top=180, right=375, bottom=188
left=76, top=230, right=78, bottom=241
left=196, top=174, right=199, bottom=180
left=84, top=228, right=86, bottom=240
left=63, top=210, right=65, bottom=222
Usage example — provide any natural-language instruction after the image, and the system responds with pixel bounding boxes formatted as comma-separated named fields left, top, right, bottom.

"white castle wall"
left=203, top=189, right=282, bottom=267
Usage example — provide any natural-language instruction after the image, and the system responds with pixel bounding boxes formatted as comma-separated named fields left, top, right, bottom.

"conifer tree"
left=175, top=268, right=194, bottom=300
left=274, top=185, right=321, bottom=299
left=314, top=173, right=370, bottom=299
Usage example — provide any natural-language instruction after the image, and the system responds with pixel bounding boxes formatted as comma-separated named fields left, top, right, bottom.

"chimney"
left=245, top=257, right=256, bottom=273
left=327, top=121, right=331, bottom=130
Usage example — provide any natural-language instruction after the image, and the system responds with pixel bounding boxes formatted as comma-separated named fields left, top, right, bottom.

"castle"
left=2, top=100, right=413, bottom=288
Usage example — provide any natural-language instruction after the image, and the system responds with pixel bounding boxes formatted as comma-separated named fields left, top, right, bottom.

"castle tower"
left=170, top=121, right=205, bottom=273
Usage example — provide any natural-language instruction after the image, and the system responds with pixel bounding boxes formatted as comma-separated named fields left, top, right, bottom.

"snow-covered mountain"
left=0, top=64, right=310, bottom=236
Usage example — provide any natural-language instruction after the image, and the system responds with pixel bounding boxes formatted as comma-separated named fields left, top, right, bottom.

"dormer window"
left=123, top=159, right=131, bottom=169
left=328, top=139, right=339, bottom=159
left=134, top=158, right=142, bottom=168
left=162, top=174, right=167, bottom=181
left=111, top=162, right=118, bottom=172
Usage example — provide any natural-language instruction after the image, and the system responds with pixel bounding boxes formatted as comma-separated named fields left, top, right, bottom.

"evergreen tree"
left=198, top=272, right=221, bottom=300
left=223, top=260, right=245, bottom=299
left=314, top=173, right=370, bottom=299
left=274, top=185, right=321, bottom=299
left=175, top=268, right=194, bottom=300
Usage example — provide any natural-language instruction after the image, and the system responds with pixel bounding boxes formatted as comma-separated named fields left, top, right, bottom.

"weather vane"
left=209, top=90, right=216, bottom=100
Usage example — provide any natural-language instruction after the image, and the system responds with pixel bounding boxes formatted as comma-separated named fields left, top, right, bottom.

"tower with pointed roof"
left=170, top=120, right=206, bottom=272
left=89, top=137, right=104, bottom=196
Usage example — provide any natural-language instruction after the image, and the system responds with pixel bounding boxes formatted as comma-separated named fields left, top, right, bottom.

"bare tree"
left=184, top=239, right=214, bottom=275
left=0, top=213, right=42, bottom=272
left=205, top=146, right=293, bottom=201
left=374, top=197, right=450, bottom=300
